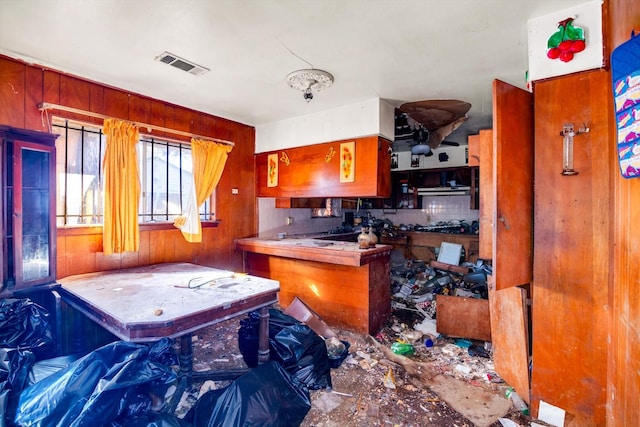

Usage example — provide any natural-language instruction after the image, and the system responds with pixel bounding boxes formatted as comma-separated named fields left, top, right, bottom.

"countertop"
left=235, top=237, right=392, bottom=267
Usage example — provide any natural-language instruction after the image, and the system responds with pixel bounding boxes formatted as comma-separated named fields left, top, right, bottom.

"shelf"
left=389, top=167, right=478, bottom=210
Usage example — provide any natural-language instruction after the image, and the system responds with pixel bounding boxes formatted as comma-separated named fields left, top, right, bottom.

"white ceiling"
left=0, top=0, right=587, bottom=136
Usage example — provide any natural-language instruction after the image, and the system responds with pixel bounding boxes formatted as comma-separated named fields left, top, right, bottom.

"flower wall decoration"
left=267, top=153, right=278, bottom=187
left=546, top=17, right=586, bottom=63
left=339, top=141, right=355, bottom=183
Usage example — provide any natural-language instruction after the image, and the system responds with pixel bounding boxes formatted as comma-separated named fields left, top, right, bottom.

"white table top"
left=58, top=262, right=280, bottom=341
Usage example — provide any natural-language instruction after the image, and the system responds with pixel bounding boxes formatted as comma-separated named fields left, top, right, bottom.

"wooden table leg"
left=166, top=333, right=193, bottom=414
left=179, top=333, right=194, bottom=380
left=257, top=306, right=270, bottom=364
left=167, top=306, right=271, bottom=414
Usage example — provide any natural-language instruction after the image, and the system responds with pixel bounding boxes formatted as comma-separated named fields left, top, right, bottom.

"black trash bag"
left=238, top=309, right=332, bottom=390
left=0, top=298, right=54, bottom=425
left=0, top=348, right=36, bottom=394
left=0, top=348, right=36, bottom=427
left=27, top=353, right=81, bottom=386
left=185, top=360, right=310, bottom=427
left=0, top=298, right=54, bottom=358
left=13, top=339, right=177, bottom=427
left=0, top=389, right=7, bottom=427
left=110, top=412, right=193, bottom=427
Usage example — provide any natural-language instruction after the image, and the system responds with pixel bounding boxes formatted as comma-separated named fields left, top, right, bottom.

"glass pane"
left=138, top=140, right=193, bottom=223
left=151, top=143, right=168, bottom=219
left=6, top=189, right=14, bottom=282
left=53, top=122, right=106, bottom=225
left=181, top=148, right=193, bottom=217
left=82, top=130, right=103, bottom=224
left=138, top=140, right=152, bottom=220
left=22, top=190, right=50, bottom=281
left=64, top=128, right=83, bottom=225
left=167, top=144, right=182, bottom=217
left=53, top=125, right=67, bottom=225
left=21, top=149, right=50, bottom=282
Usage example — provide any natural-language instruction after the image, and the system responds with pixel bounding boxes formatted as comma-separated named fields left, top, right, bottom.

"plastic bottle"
left=505, top=387, right=529, bottom=415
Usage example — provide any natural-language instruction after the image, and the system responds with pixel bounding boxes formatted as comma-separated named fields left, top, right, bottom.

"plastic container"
left=505, top=387, right=529, bottom=415
left=328, top=340, right=350, bottom=369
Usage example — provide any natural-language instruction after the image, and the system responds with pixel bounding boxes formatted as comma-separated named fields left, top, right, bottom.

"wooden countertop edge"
left=235, top=238, right=392, bottom=267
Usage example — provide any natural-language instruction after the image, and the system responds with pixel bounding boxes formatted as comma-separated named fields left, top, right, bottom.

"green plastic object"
left=505, top=387, right=530, bottom=416
left=455, top=339, right=472, bottom=348
left=391, top=341, right=415, bottom=356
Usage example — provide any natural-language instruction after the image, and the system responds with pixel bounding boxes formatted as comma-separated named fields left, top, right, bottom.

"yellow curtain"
left=174, top=138, right=233, bottom=242
left=102, top=119, right=140, bottom=255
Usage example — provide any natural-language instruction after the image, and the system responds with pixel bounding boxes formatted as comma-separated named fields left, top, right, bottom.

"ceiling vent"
left=155, top=51, right=209, bottom=76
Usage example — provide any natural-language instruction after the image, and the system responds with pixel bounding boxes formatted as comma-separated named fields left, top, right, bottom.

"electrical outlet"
left=231, top=188, right=239, bottom=195
left=286, top=216, right=294, bottom=226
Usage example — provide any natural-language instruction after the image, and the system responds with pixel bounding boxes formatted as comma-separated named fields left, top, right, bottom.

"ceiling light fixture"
left=286, top=69, right=334, bottom=102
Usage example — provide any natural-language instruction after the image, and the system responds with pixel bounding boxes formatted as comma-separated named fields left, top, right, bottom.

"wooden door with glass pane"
left=1, top=126, right=57, bottom=296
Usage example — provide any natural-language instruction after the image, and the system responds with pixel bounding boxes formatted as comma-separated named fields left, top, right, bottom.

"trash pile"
left=389, top=249, right=492, bottom=322
left=1, top=287, right=529, bottom=426
left=373, top=321, right=500, bottom=383
left=375, top=250, right=504, bottom=392
left=185, top=316, right=519, bottom=427
left=183, top=307, right=351, bottom=426
left=1, top=298, right=181, bottom=426
left=0, top=296, right=338, bottom=427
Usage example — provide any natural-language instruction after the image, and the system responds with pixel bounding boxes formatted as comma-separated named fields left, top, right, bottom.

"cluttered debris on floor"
left=2, top=251, right=556, bottom=427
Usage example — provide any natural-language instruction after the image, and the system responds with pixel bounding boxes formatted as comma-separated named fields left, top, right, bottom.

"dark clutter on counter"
left=330, top=214, right=480, bottom=237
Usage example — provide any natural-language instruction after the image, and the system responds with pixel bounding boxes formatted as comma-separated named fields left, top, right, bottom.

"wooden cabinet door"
left=0, top=126, right=58, bottom=296
left=467, top=134, right=480, bottom=167
left=478, top=129, right=494, bottom=259
left=487, top=79, right=534, bottom=404
left=531, top=69, right=610, bottom=424
left=492, top=79, right=534, bottom=290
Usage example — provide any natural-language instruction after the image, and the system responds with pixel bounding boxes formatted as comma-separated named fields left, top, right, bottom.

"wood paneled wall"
left=532, top=1, right=640, bottom=424
left=0, top=54, right=257, bottom=277
left=606, top=0, right=640, bottom=425
left=532, top=69, right=611, bottom=426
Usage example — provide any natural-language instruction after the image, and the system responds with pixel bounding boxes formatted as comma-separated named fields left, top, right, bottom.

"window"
left=52, top=119, right=214, bottom=226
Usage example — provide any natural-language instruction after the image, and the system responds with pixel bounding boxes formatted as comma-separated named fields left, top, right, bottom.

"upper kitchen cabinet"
left=391, top=166, right=477, bottom=210
left=256, top=136, right=391, bottom=198
left=389, top=143, right=477, bottom=209
left=0, top=126, right=58, bottom=297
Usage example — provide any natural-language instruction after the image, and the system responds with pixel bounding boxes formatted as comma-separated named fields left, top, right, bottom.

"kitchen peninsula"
left=235, top=237, right=392, bottom=335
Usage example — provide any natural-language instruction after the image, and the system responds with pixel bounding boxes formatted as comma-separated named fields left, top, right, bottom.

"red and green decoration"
left=546, top=17, right=586, bottom=63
